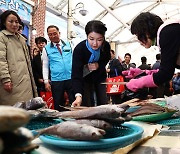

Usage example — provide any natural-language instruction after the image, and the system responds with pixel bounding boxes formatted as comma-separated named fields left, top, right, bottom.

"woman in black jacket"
left=71, top=20, right=111, bottom=107
left=124, top=12, right=180, bottom=92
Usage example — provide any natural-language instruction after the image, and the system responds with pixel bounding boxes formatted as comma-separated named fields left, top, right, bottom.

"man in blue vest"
left=42, top=25, right=74, bottom=111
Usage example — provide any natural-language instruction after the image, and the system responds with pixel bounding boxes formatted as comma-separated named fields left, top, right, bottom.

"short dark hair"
left=141, top=56, right=147, bottom=63
left=85, top=20, right=107, bottom=36
left=35, top=36, right=47, bottom=44
left=131, top=12, right=163, bottom=43
left=124, top=53, right=131, bottom=58
left=0, top=10, right=22, bottom=30
left=47, top=25, right=59, bottom=32
left=156, top=53, right=161, bottom=60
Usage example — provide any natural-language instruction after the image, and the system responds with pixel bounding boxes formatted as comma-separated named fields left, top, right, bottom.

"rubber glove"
left=126, top=75, right=158, bottom=92
left=122, top=68, right=159, bottom=79
left=145, top=69, right=159, bottom=75
left=122, top=68, right=144, bottom=79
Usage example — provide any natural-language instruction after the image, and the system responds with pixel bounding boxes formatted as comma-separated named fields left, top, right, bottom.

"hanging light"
left=72, top=2, right=88, bottom=16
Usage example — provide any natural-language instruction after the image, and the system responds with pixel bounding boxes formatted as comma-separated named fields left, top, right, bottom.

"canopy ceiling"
left=46, top=0, right=180, bottom=43
left=45, top=0, right=180, bottom=66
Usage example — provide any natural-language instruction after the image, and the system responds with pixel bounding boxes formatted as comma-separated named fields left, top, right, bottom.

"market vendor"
left=124, top=12, right=180, bottom=92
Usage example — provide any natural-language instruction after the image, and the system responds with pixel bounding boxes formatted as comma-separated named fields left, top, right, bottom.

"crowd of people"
left=0, top=10, right=179, bottom=111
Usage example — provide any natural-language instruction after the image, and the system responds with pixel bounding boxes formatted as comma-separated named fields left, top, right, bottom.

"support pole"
left=67, top=0, right=73, bottom=40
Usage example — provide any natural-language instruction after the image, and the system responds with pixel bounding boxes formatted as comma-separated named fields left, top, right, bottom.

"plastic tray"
left=132, top=111, right=176, bottom=122
left=39, top=123, right=143, bottom=150
left=126, top=101, right=167, bottom=114
left=26, top=119, right=63, bottom=130
left=153, top=101, right=167, bottom=107
left=157, top=117, right=180, bottom=126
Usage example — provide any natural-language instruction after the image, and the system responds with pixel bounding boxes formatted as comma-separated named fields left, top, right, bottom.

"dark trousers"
left=82, top=82, right=108, bottom=107
left=51, top=79, right=74, bottom=111
left=111, top=95, right=122, bottom=104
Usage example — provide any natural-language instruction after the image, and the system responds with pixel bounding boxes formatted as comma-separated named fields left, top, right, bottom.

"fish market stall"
left=0, top=95, right=180, bottom=154
left=30, top=120, right=180, bottom=154
left=32, top=95, right=180, bottom=153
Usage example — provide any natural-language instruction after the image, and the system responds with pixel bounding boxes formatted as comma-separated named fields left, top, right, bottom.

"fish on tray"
left=0, top=106, right=30, bottom=132
left=55, top=104, right=129, bottom=120
left=13, top=97, right=46, bottom=110
left=37, top=121, right=106, bottom=140
left=0, top=127, right=39, bottom=153
left=104, top=113, right=132, bottom=126
left=128, top=103, right=167, bottom=117
left=72, top=119, right=112, bottom=129
left=59, top=105, right=88, bottom=111
left=27, top=108, right=60, bottom=120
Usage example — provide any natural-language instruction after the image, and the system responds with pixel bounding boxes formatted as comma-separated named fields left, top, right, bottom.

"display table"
left=130, top=125, right=180, bottom=154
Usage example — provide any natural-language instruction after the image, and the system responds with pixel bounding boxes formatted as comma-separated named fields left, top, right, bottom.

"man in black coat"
left=138, top=56, right=151, bottom=70
left=32, top=37, right=47, bottom=95
left=106, top=50, right=124, bottom=104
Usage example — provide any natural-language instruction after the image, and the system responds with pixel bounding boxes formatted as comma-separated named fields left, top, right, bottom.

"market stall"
left=1, top=95, right=180, bottom=154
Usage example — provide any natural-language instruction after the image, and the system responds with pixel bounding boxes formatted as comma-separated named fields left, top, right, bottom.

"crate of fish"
left=38, top=123, right=144, bottom=150
left=127, top=102, right=177, bottom=122
left=27, top=104, right=143, bottom=149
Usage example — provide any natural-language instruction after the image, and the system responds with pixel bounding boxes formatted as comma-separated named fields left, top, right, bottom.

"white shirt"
left=42, top=41, right=63, bottom=83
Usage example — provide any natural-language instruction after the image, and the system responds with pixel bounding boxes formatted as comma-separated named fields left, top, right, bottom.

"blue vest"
left=45, top=41, right=72, bottom=81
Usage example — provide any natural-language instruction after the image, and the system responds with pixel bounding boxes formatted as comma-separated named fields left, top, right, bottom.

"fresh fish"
left=56, top=104, right=128, bottom=120
left=0, top=106, right=30, bottom=132
left=38, top=121, right=106, bottom=140
left=104, top=114, right=132, bottom=126
left=59, top=105, right=88, bottom=111
left=129, top=109, right=164, bottom=117
left=0, top=127, right=34, bottom=148
left=129, top=103, right=165, bottom=116
left=74, top=119, right=112, bottom=129
left=27, top=108, right=60, bottom=120
left=14, top=97, right=46, bottom=110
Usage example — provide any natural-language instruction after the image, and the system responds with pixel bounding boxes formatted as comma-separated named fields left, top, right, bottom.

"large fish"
left=0, top=106, right=30, bottom=132
left=56, top=104, right=129, bottom=120
left=38, top=121, right=106, bottom=140
left=73, top=119, right=112, bottom=129
left=0, top=127, right=39, bottom=154
left=129, top=103, right=166, bottom=116
left=104, top=113, right=132, bottom=126
left=14, top=97, right=46, bottom=110
left=0, top=127, right=34, bottom=148
left=27, top=108, right=60, bottom=120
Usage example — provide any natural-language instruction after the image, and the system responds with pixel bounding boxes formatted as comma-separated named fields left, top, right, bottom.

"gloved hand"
left=122, top=68, right=159, bottom=79
left=145, top=69, right=159, bottom=75
left=126, top=75, right=158, bottom=92
left=122, top=68, right=143, bottom=79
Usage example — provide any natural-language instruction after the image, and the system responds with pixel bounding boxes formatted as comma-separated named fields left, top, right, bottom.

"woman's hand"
left=71, top=96, right=82, bottom=107
left=88, top=62, right=99, bottom=71
left=38, top=79, right=44, bottom=83
left=106, top=68, right=110, bottom=73
left=3, top=81, right=13, bottom=93
left=45, top=82, right=51, bottom=91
